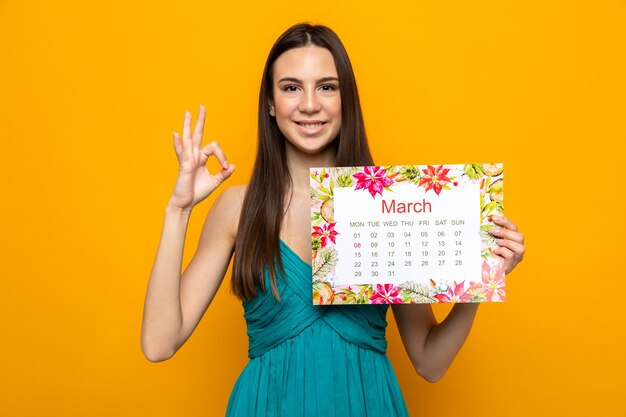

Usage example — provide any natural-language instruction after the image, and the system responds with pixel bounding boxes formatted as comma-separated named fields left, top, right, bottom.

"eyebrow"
left=277, top=76, right=339, bottom=83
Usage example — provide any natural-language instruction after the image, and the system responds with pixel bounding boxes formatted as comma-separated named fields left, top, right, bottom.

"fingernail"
left=491, top=227, right=501, bottom=235
left=492, top=215, right=503, bottom=220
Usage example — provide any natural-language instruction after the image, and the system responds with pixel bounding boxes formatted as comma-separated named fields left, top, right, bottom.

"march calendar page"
left=310, top=164, right=505, bottom=305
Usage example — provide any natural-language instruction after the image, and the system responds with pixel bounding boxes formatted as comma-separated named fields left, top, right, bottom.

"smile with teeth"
left=296, top=121, right=326, bottom=128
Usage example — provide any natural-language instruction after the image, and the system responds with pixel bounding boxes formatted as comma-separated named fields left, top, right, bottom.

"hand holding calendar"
left=489, top=215, right=525, bottom=275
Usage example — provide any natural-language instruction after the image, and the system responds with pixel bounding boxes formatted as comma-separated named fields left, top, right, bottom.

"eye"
left=282, top=85, right=300, bottom=92
left=320, top=84, right=337, bottom=91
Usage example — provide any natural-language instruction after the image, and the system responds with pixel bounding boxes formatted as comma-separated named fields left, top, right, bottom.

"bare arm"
left=140, top=188, right=242, bottom=362
left=140, top=105, right=238, bottom=362
left=392, top=303, right=479, bottom=383
left=392, top=215, right=525, bottom=382
left=140, top=202, right=191, bottom=362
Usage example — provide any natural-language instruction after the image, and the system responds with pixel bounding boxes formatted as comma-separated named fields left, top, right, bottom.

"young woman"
left=141, top=23, right=525, bottom=416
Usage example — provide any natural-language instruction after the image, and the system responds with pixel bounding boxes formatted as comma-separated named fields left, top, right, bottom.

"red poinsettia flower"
left=353, top=166, right=394, bottom=199
left=418, top=164, right=452, bottom=195
left=433, top=281, right=471, bottom=303
left=369, top=283, right=403, bottom=304
left=311, top=222, right=339, bottom=248
left=481, top=259, right=506, bottom=302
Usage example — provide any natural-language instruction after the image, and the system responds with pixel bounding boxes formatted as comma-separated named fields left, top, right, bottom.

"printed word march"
left=381, top=199, right=432, bottom=214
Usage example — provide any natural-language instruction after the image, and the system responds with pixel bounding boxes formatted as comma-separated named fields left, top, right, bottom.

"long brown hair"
left=232, top=23, right=374, bottom=301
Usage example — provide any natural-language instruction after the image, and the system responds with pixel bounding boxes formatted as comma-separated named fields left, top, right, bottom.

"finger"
left=493, top=245, right=515, bottom=265
left=215, top=163, right=236, bottom=182
left=495, top=243, right=523, bottom=273
left=182, top=110, right=192, bottom=150
left=206, top=164, right=236, bottom=190
left=490, top=226, right=524, bottom=244
left=491, top=215, right=518, bottom=232
left=173, top=132, right=183, bottom=163
left=488, top=250, right=507, bottom=271
left=201, top=141, right=230, bottom=170
left=496, top=238, right=525, bottom=260
left=193, top=104, right=206, bottom=149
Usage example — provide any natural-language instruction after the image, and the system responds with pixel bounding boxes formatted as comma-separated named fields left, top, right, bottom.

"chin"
left=288, top=139, right=337, bottom=157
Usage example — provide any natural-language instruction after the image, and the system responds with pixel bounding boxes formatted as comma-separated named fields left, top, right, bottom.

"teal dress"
left=225, top=240, right=410, bottom=417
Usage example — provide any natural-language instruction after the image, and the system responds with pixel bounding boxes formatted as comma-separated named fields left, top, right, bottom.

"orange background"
left=2, top=0, right=625, bottom=416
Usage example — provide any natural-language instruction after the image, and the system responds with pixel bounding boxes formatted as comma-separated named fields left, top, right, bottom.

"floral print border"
left=310, top=164, right=505, bottom=305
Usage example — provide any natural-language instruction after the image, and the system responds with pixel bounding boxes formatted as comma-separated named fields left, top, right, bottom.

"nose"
left=298, top=88, right=322, bottom=113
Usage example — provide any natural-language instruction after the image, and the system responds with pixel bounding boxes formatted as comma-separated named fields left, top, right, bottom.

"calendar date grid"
left=342, top=218, right=475, bottom=283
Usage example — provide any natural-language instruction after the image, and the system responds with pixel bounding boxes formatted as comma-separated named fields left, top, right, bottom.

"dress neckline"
left=279, top=239, right=312, bottom=268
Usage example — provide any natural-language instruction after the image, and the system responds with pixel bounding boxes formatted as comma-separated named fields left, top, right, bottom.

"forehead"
left=273, top=46, right=338, bottom=81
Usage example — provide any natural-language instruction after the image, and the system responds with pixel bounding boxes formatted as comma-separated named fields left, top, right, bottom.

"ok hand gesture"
left=169, top=105, right=235, bottom=211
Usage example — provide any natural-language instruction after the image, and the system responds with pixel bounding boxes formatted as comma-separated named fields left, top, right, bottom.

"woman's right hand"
left=168, top=104, right=236, bottom=211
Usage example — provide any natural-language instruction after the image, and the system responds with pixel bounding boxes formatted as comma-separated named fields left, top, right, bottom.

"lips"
left=294, top=120, right=328, bottom=136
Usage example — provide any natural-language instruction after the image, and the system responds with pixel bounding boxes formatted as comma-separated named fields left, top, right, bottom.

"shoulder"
left=216, top=184, right=248, bottom=206
left=207, top=184, right=249, bottom=238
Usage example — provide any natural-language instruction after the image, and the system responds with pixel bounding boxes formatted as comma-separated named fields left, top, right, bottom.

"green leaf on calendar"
left=312, top=247, right=338, bottom=281
left=464, top=164, right=484, bottom=179
left=318, top=186, right=332, bottom=196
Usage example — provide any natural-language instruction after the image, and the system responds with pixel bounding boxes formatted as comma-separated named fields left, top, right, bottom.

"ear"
left=268, top=100, right=275, bottom=117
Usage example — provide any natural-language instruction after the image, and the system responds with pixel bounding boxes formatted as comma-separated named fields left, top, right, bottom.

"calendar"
left=310, top=164, right=505, bottom=305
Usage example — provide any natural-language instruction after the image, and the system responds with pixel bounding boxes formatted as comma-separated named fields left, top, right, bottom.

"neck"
left=285, top=143, right=337, bottom=196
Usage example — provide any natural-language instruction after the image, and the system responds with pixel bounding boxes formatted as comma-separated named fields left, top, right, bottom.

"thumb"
left=214, top=164, right=236, bottom=183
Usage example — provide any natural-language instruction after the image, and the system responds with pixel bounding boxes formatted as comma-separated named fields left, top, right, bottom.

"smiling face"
left=270, top=45, right=342, bottom=157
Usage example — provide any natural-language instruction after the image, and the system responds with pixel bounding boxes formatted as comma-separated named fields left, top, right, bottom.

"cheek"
left=275, top=110, right=293, bottom=134
left=273, top=106, right=294, bottom=137
left=332, top=98, right=342, bottom=119
left=333, top=100, right=342, bottom=124
left=274, top=100, right=295, bottom=119
left=277, top=104, right=291, bottom=116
